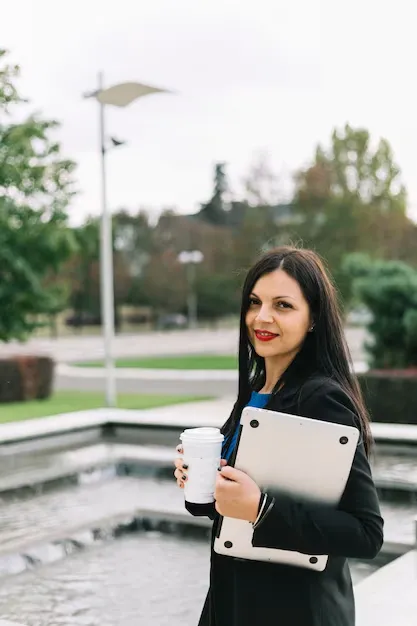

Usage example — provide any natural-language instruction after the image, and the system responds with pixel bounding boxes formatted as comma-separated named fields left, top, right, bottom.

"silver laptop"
left=214, top=405, right=359, bottom=571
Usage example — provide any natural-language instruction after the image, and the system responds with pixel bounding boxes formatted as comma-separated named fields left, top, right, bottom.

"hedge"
left=0, top=355, right=54, bottom=403
left=358, top=371, right=417, bottom=424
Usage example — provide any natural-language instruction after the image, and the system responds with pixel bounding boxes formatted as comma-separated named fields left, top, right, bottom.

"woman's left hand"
left=215, top=466, right=261, bottom=523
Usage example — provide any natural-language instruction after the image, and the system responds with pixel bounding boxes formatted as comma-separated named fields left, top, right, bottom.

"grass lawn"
left=76, top=354, right=238, bottom=370
left=0, top=391, right=211, bottom=424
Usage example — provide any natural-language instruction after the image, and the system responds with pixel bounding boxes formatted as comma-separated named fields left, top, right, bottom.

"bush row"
left=0, top=356, right=54, bottom=403
left=359, top=371, right=417, bottom=425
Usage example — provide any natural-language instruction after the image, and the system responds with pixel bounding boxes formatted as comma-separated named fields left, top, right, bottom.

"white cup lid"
left=180, top=427, right=224, bottom=443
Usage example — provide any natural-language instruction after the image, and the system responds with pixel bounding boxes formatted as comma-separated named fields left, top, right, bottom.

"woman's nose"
left=256, top=306, right=274, bottom=323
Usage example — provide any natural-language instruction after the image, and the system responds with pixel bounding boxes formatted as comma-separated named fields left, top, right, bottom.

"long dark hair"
left=223, top=246, right=372, bottom=457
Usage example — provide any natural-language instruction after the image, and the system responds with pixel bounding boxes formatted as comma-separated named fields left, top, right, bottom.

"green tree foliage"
left=67, top=219, right=101, bottom=322
left=0, top=49, right=77, bottom=340
left=296, top=124, right=406, bottom=212
left=198, top=162, right=229, bottom=225
left=66, top=211, right=150, bottom=327
left=196, top=272, right=241, bottom=321
left=242, top=151, right=282, bottom=207
left=60, top=125, right=415, bottom=331
left=347, top=256, right=417, bottom=368
left=113, top=209, right=154, bottom=307
left=141, top=249, right=187, bottom=315
left=292, top=124, right=413, bottom=305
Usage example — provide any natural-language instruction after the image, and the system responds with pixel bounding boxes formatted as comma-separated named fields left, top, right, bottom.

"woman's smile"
left=254, top=330, right=280, bottom=342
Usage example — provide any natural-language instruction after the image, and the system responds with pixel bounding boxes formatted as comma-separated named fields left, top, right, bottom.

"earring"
left=309, top=325, right=315, bottom=332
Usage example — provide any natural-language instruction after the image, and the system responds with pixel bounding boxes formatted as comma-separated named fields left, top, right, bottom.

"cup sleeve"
left=185, top=501, right=216, bottom=520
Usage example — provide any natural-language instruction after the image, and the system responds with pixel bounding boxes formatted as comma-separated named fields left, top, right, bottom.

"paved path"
left=55, top=357, right=368, bottom=396
left=2, top=327, right=366, bottom=395
left=55, top=363, right=236, bottom=395
left=355, top=550, right=417, bottom=626
left=0, top=327, right=368, bottom=395
left=0, top=327, right=367, bottom=363
left=0, top=329, right=239, bottom=363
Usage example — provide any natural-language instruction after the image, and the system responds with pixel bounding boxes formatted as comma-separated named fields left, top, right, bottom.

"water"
left=0, top=443, right=414, bottom=625
left=0, top=441, right=416, bottom=496
left=0, top=533, right=378, bottom=626
left=372, top=451, right=417, bottom=489
left=0, top=472, right=414, bottom=557
left=0, top=475, right=184, bottom=553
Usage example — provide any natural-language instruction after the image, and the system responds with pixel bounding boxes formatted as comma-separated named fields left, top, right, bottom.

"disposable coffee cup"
left=180, top=427, right=224, bottom=504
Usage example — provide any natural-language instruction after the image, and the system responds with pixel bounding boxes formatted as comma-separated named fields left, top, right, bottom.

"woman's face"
left=245, top=269, right=312, bottom=361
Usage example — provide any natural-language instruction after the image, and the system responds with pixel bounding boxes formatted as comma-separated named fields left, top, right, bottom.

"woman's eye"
left=276, top=301, right=292, bottom=309
left=249, top=298, right=260, bottom=307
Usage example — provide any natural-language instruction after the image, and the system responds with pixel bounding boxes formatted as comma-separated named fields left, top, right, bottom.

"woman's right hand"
left=173, top=445, right=187, bottom=489
left=174, top=445, right=227, bottom=489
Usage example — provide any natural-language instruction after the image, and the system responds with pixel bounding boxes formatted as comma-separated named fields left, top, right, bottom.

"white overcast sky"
left=2, top=0, right=417, bottom=224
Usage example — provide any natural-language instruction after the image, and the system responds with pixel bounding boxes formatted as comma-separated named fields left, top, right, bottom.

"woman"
left=174, top=246, right=384, bottom=626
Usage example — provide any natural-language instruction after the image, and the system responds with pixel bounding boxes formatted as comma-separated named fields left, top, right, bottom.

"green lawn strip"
left=75, top=354, right=238, bottom=370
left=0, top=391, right=211, bottom=424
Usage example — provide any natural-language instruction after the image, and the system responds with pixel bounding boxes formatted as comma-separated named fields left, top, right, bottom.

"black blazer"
left=186, top=375, right=384, bottom=626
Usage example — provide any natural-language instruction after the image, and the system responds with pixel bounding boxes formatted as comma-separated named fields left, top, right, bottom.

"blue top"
left=222, top=391, right=272, bottom=462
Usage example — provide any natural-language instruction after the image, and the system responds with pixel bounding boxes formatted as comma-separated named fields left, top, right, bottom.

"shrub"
left=0, top=355, right=54, bottom=403
left=35, top=356, right=55, bottom=399
left=0, top=359, right=23, bottom=402
left=347, top=257, right=417, bottom=368
left=359, top=371, right=417, bottom=424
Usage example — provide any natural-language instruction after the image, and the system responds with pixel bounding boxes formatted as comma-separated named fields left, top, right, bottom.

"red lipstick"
left=254, top=330, right=279, bottom=342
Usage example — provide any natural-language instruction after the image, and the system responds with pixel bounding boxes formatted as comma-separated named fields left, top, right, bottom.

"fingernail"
left=182, top=474, right=187, bottom=481
left=183, top=464, right=188, bottom=469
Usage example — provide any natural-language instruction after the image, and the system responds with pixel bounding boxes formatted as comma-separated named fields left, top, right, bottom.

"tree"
left=65, top=211, right=143, bottom=329
left=296, top=124, right=407, bottom=212
left=112, top=209, right=154, bottom=307
left=349, top=257, right=417, bottom=368
left=66, top=218, right=101, bottom=323
left=0, top=50, right=77, bottom=341
left=141, top=249, right=187, bottom=316
left=242, top=151, right=282, bottom=207
left=113, top=209, right=153, bottom=279
left=291, top=124, right=412, bottom=306
left=198, top=162, right=229, bottom=225
left=232, top=205, right=282, bottom=270
left=145, top=208, right=237, bottom=319
left=196, top=272, right=240, bottom=322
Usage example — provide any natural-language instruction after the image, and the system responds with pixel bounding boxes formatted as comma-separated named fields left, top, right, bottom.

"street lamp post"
left=178, top=250, right=204, bottom=329
left=97, top=73, right=116, bottom=409
left=84, top=74, right=171, bottom=407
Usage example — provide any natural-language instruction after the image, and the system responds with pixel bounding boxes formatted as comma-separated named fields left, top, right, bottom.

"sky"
left=2, top=0, right=417, bottom=224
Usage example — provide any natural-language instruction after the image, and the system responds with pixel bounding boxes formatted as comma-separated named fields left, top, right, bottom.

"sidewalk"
left=0, top=327, right=367, bottom=364
left=58, top=360, right=369, bottom=380
left=356, top=550, right=417, bottom=626
left=55, top=360, right=369, bottom=395
left=57, top=363, right=238, bottom=380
